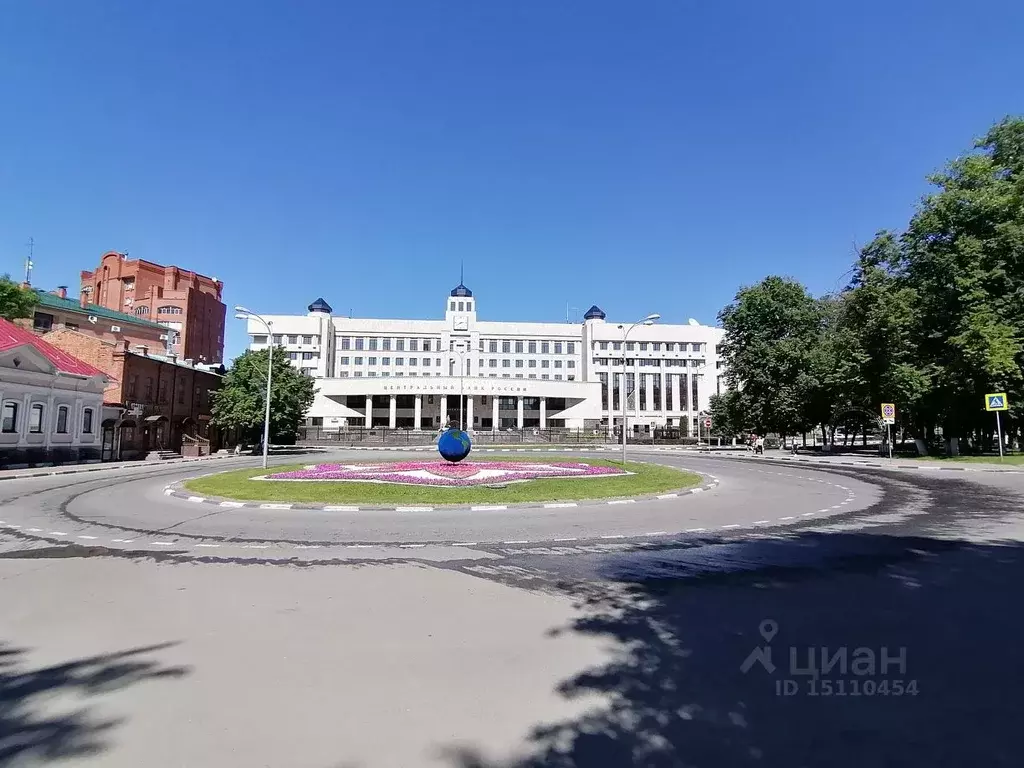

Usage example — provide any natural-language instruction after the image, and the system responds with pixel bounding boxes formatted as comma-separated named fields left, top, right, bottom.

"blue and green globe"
left=438, top=428, right=472, bottom=463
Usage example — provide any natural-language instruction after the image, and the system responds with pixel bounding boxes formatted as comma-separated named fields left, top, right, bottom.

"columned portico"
left=388, top=395, right=397, bottom=429
left=365, top=395, right=373, bottom=428
left=517, top=397, right=524, bottom=428
left=466, top=396, right=474, bottom=431
left=491, top=397, right=499, bottom=431
left=539, top=397, right=546, bottom=428
left=414, top=395, right=422, bottom=429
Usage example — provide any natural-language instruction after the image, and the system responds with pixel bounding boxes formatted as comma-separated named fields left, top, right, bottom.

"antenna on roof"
left=24, top=237, right=34, bottom=285
left=460, top=260, right=464, bottom=286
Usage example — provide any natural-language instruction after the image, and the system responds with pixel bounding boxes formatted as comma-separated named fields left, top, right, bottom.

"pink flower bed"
left=265, top=460, right=627, bottom=487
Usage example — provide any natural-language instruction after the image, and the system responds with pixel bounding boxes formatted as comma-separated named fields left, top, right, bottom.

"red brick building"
left=80, top=252, right=226, bottom=365
left=43, top=328, right=225, bottom=459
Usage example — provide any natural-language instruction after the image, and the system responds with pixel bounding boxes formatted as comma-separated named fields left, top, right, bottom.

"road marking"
left=259, top=503, right=293, bottom=510
left=817, top=508, right=831, bottom=513
left=396, top=506, right=434, bottom=512
left=219, top=501, right=245, bottom=508
left=77, top=535, right=97, bottom=540
left=779, top=516, right=795, bottom=521
left=242, top=544, right=269, bottom=549
left=753, top=520, right=771, bottom=525
left=504, top=540, right=530, bottom=544
left=164, top=488, right=174, bottom=496
left=452, top=542, right=479, bottom=546
left=111, top=538, right=134, bottom=543
left=642, top=531, right=669, bottom=536
left=195, top=543, right=221, bottom=548
left=543, top=503, right=578, bottom=508
left=600, top=534, right=626, bottom=539
left=187, top=496, right=206, bottom=503
left=150, top=542, right=174, bottom=546
left=607, top=499, right=635, bottom=505
left=722, top=524, right=742, bottom=529
left=657, top=493, right=679, bottom=499
left=27, top=527, right=42, bottom=532
left=686, top=528, right=706, bottom=533
left=691, top=488, right=704, bottom=494
left=347, top=544, right=375, bottom=549
left=831, top=505, right=842, bottom=510
left=802, top=512, right=815, bottom=516
left=294, top=544, right=321, bottom=549
left=48, top=530, right=68, bottom=535
left=400, top=543, right=426, bottom=548
left=553, top=537, right=578, bottom=541
left=323, top=505, right=359, bottom=511
left=471, top=505, right=508, bottom=511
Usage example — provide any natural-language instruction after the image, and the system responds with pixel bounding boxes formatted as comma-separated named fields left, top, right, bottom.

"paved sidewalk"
left=696, top=448, right=1022, bottom=473
left=0, top=452, right=239, bottom=482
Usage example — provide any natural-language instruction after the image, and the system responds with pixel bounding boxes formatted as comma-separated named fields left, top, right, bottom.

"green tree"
left=211, top=347, right=316, bottom=444
left=717, top=276, right=823, bottom=436
left=708, top=390, right=745, bottom=437
left=0, top=275, right=37, bottom=320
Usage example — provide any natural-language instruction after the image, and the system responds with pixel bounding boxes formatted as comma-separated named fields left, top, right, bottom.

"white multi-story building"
left=243, top=282, right=725, bottom=434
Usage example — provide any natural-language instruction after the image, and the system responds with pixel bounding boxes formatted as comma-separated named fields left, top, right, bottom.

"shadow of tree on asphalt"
left=0, top=642, right=190, bottom=765
left=444, top=531, right=1024, bottom=767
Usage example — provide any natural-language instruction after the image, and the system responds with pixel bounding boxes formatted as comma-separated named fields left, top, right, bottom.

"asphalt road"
left=2, top=448, right=1023, bottom=767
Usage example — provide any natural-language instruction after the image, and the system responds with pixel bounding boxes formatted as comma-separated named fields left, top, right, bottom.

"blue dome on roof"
left=450, top=283, right=473, bottom=298
left=307, top=297, right=333, bottom=313
left=583, top=305, right=606, bottom=320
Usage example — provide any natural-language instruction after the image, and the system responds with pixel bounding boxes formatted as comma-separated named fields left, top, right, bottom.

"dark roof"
left=307, top=297, right=333, bottom=313
left=34, top=291, right=167, bottom=330
left=0, top=318, right=107, bottom=378
left=583, top=305, right=606, bottom=320
left=450, top=283, right=473, bottom=298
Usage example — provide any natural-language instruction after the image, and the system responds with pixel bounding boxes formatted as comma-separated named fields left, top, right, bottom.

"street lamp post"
left=618, top=313, right=660, bottom=464
left=235, top=306, right=273, bottom=470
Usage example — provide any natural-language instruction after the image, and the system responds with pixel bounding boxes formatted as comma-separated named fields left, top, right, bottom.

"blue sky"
left=2, top=0, right=1022, bottom=362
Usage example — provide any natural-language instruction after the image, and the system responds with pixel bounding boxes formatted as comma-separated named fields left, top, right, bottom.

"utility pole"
left=24, top=237, right=34, bottom=285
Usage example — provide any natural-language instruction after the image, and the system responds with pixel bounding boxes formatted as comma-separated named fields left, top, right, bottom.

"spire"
left=460, top=260, right=464, bottom=286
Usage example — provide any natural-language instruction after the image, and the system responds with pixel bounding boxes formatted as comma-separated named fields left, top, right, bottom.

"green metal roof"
left=34, top=291, right=168, bottom=330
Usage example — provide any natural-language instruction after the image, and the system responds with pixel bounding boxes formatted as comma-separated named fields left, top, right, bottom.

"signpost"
left=880, top=403, right=895, bottom=460
left=985, top=393, right=1009, bottom=460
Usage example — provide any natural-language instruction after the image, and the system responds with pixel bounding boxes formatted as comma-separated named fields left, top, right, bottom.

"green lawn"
left=183, top=457, right=701, bottom=505
left=909, top=453, right=1024, bottom=464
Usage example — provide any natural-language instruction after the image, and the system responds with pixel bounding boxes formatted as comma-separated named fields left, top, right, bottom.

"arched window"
left=29, top=403, right=44, bottom=433
left=55, top=405, right=69, bottom=434
left=82, top=408, right=94, bottom=434
left=134, top=306, right=150, bottom=315
left=1, top=401, right=18, bottom=433
left=157, top=305, right=183, bottom=315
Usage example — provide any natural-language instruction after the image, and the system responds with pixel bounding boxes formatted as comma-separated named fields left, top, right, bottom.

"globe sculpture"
left=438, top=428, right=472, bottom=463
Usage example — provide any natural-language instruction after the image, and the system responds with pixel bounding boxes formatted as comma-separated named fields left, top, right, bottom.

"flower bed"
left=264, top=460, right=628, bottom=487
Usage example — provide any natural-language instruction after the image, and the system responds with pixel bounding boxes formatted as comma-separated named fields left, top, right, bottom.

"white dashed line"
left=779, top=516, right=795, bottom=521
left=347, top=544, right=375, bottom=549
left=722, top=524, right=742, bottom=529
left=219, top=501, right=245, bottom=508
left=49, top=531, right=68, bottom=535
left=600, top=534, right=626, bottom=540
left=259, top=503, right=293, bottom=510
left=400, top=544, right=426, bottom=549
left=452, top=542, right=479, bottom=546
left=802, top=512, right=815, bottom=516
left=831, top=505, right=842, bottom=510
left=686, top=528, right=706, bottom=533
left=471, top=505, right=508, bottom=511
left=27, top=528, right=42, bottom=532
left=753, top=520, right=771, bottom=525
left=294, top=544, right=321, bottom=549
left=150, top=542, right=174, bottom=546
left=242, top=544, right=269, bottom=549
left=111, top=538, right=134, bottom=543
left=607, top=499, right=635, bottom=505
left=817, top=508, right=831, bottom=513
left=642, top=531, right=669, bottom=536
left=553, top=537, right=578, bottom=541
left=396, top=506, right=434, bottom=512
left=187, top=496, right=206, bottom=503
left=77, top=535, right=97, bottom=540
left=504, top=540, right=530, bottom=544
left=195, top=543, right=221, bottom=548
left=543, top=503, right=578, bottom=508
left=657, top=493, right=679, bottom=499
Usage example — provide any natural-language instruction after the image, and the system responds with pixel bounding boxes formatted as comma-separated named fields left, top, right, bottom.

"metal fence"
left=295, top=426, right=726, bottom=447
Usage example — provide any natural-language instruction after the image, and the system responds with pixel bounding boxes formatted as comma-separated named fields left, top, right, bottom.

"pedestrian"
left=755, top=435, right=765, bottom=455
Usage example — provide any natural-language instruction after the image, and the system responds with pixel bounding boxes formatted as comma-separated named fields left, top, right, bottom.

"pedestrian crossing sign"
left=985, top=393, right=1008, bottom=411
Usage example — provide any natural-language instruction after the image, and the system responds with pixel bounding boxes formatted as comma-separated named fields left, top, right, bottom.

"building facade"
left=0, top=319, right=108, bottom=468
left=43, top=329, right=224, bottom=459
left=244, top=283, right=725, bottom=434
left=80, top=251, right=226, bottom=364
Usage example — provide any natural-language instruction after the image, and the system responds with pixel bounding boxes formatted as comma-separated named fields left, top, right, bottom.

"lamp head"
left=234, top=305, right=249, bottom=313
left=234, top=313, right=249, bottom=320
left=644, top=313, right=661, bottom=322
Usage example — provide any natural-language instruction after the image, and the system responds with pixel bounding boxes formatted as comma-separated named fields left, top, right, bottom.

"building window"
left=157, top=306, right=183, bottom=315
left=368, top=356, right=378, bottom=365
left=502, top=359, right=510, bottom=368
left=145, top=378, right=154, bottom=400
left=528, top=341, right=537, bottom=354
left=502, top=341, right=511, bottom=353
left=487, top=359, right=496, bottom=368
left=368, top=338, right=378, bottom=350
left=289, top=352, right=298, bottom=360
left=29, top=404, right=44, bottom=433
left=515, top=340, right=523, bottom=353
left=515, top=374, right=524, bottom=379
left=302, top=352, right=315, bottom=360
left=450, top=301, right=456, bottom=311
left=541, top=341, right=550, bottom=353
left=340, top=356, right=350, bottom=365
left=396, top=339, right=405, bottom=351
left=341, top=337, right=351, bottom=350
left=423, top=358, right=431, bottom=366
left=368, top=372, right=377, bottom=377
left=252, top=335, right=268, bottom=344
left=554, top=342, right=562, bottom=354
left=528, top=373, right=537, bottom=379
left=1, top=402, right=17, bottom=433
left=653, top=342, right=662, bottom=351
left=554, top=374, right=562, bottom=380
left=626, top=342, right=635, bottom=351
left=542, top=360, right=550, bottom=368
left=340, top=371, right=349, bottom=378
left=567, top=360, right=576, bottom=368
left=554, top=360, right=562, bottom=368
left=541, top=374, right=550, bottom=380
left=410, top=339, right=418, bottom=352
left=515, top=359, right=523, bottom=368
left=55, top=405, right=69, bottom=434
left=527, top=359, right=537, bottom=368
left=134, top=306, right=150, bottom=315
left=273, top=334, right=284, bottom=344
left=600, top=342, right=608, bottom=350
left=488, top=340, right=497, bottom=353
left=396, top=357, right=404, bottom=366
left=568, top=375, right=575, bottom=381
left=354, top=356, right=364, bottom=365
left=33, top=312, right=54, bottom=331
left=382, top=357, right=391, bottom=366
left=301, top=335, right=313, bottom=345
left=354, top=371, right=362, bottom=377
left=409, top=357, right=417, bottom=366
left=567, top=342, right=575, bottom=354
left=436, top=358, right=441, bottom=367
left=613, top=342, right=621, bottom=351
left=382, top=338, right=391, bottom=351
left=354, top=338, right=364, bottom=350
left=284, top=335, right=295, bottom=344
left=458, top=301, right=464, bottom=311
left=640, top=342, right=648, bottom=351
left=692, top=343, right=702, bottom=352
left=82, top=408, right=93, bottom=433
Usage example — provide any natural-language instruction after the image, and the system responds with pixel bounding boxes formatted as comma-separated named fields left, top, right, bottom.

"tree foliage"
left=0, top=276, right=37, bottom=320
left=717, top=116, right=1024, bottom=450
left=211, top=348, right=316, bottom=443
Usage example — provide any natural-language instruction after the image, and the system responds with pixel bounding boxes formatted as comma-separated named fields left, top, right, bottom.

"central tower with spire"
left=446, top=265, right=476, bottom=330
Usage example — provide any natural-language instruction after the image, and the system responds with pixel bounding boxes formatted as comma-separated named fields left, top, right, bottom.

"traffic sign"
left=704, top=418, right=712, bottom=429
left=880, top=403, right=896, bottom=424
left=985, top=393, right=1008, bottom=411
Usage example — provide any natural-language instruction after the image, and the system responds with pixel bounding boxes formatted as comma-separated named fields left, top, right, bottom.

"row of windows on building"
left=348, top=395, right=567, bottom=410
left=597, top=372, right=701, bottom=412
left=125, top=376, right=209, bottom=406
left=288, top=352, right=319, bottom=361
left=133, top=305, right=184, bottom=316
left=595, top=341, right=705, bottom=353
left=335, top=337, right=579, bottom=354
left=480, top=340, right=576, bottom=355
left=1, top=401, right=95, bottom=436
left=336, top=356, right=576, bottom=370
left=337, top=371, right=577, bottom=380
left=595, top=358, right=706, bottom=368
left=252, top=334, right=319, bottom=346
